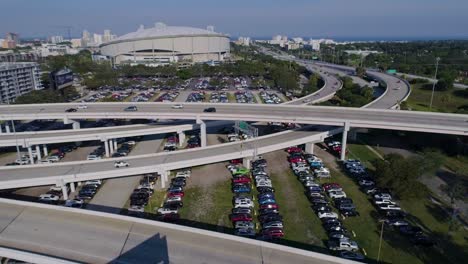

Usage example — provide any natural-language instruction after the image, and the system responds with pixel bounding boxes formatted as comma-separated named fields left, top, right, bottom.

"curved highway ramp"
left=0, top=198, right=357, bottom=264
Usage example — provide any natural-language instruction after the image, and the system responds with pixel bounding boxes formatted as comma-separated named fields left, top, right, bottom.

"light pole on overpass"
left=1, top=81, right=21, bottom=162
left=429, top=57, right=440, bottom=109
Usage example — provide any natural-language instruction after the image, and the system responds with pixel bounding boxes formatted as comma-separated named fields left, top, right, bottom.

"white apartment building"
left=38, top=44, right=79, bottom=57
left=0, top=62, right=43, bottom=103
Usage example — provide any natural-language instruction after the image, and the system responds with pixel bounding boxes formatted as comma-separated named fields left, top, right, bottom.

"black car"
left=259, top=208, right=280, bottom=215
left=340, top=209, right=360, bottom=217
left=410, top=234, right=435, bottom=247
left=257, top=186, right=275, bottom=193
left=310, top=198, right=328, bottom=205
left=322, top=218, right=341, bottom=225
left=65, top=108, right=77, bottom=112
left=258, top=213, right=283, bottom=223
left=312, top=204, right=332, bottom=213
left=171, top=181, right=185, bottom=188
left=203, top=107, right=216, bottom=112
left=399, top=225, right=423, bottom=236
left=164, top=201, right=183, bottom=208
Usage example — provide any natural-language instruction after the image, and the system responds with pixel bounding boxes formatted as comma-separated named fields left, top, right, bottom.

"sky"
left=1, top=0, right=467, bottom=40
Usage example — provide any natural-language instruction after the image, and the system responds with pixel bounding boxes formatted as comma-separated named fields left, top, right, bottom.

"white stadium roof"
left=112, top=22, right=224, bottom=42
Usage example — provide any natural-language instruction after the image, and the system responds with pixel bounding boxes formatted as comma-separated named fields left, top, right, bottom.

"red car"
left=231, top=159, right=243, bottom=164
left=286, top=147, right=302, bottom=154
left=230, top=213, right=253, bottom=222
left=167, top=191, right=184, bottom=198
left=289, top=157, right=305, bottom=163
left=260, top=203, right=279, bottom=210
left=322, top=183, right=341, bottom=191
left=262, top=227, right=284, bottom=238
left=232, top=177, right=251, bottom=184
left=157, top=213, right=180, bottom=222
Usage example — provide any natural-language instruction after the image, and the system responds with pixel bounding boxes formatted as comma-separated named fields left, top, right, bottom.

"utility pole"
left=377, top=220, right=385, bottom=263
left=429, top=57, right=440, bottom=109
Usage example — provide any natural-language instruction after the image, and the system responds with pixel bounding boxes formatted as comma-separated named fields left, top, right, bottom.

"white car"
left=87, top=155, right=102, bottom=161
left=85, top=180, right=102, bottom=186
left=378, top=204, right=401, bottom=211
left=78, top=104, right=88, bottom=109
left=64, top=199, right=84, bottom=208
left=46, top=156, right=61, bottom=162
left=128, top=205, right=145, bottom=213
left=373, top=198, right=396, bottom=205
left=114, top=161, right=130, bottom=168
left=171, top=104, right=184, bottom=109
left=235, top=221, right=255, bottom=229
left=157, top=207, right=178, bottom=215
left=329, top=191, right=347, bottom=199
left=234, top=200, right=254, bottom=209
left=262, top=221, right=283, bottom=229
left=318, top=211, right=339, bottom=219
left=166, top=196, right=182, bottom=203
left=175, top=171, right=191, bottom=178
left=39, top=194, right=60, bottom=202
left=39, top=159, right=51, bottom=164
left=15, top=158, right=30, bottom=165
left=374, top=193, right=392, bottom=200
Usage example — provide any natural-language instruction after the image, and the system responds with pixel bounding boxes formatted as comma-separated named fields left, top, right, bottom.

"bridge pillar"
left=69, top=182, right=75, bottom=193
left=35, top=145, right=42, bottom=161
left=0, top=124, right=2, bottom=134
left=113, top=139, right=118, bottom=151
left=243, top=158, right=251, bottom=169
left=27, top=146, right=34, bottom=164
left=305, top=142, right=314, bottom=154
left=197, top=120, right=207, bottom=147
left=43, top=144, right=48, bottom=157
left=5, top=123, right=10, bottom=133
left=340, top=122, right=350, bottom=161
left=109, top=139, right=114, bottom=154
left=160, top=170, right=169, bottom=189
left=178, top=131, right=185, bottom=147
left=72, top=121, right=80, bottom=130
left=61, top=184, right=69, bottom=200
left=104, top=140, right=110, bottom=158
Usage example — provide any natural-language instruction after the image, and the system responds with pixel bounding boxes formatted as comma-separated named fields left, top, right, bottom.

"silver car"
left=235, top=221, right=255, bottom=229
left=262, top=221, right=283, bottom=229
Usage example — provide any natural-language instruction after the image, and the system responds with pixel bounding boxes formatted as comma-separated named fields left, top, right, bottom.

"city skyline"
left=1, top=0, right=467, bottom=40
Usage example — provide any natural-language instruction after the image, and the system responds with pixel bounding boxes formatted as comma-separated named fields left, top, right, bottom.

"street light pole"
left=429, top=57, right=440, bottom=109
left=377, top=220, right=385, bottom=262
left=1, top=81, right=21, bottom=162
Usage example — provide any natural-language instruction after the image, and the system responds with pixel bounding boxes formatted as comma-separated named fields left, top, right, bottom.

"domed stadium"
left=100, top=22, right=230, bottom=66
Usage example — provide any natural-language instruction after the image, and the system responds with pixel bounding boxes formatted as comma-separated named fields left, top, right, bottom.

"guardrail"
left=0, top=198, right=357, bottom=264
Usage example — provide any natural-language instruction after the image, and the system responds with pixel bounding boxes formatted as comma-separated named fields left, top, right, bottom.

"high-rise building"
left=81, top=30, right=90, bottom=47
left=93, top=33, right=103, bottom=45
left=50, top=35, right=64, bottom=44
left=2, top=32, right=19, bottom=49
left=103, top=30, right=112, bottom=42
left=70, top=38, right=82, bottom=48
left=0, top=62, right=43, bottom=103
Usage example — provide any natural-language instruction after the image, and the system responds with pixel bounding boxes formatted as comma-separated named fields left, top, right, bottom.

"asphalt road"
left=0, top=199, right=353, bottom=264
left=0, top=103, right=465, bottom=132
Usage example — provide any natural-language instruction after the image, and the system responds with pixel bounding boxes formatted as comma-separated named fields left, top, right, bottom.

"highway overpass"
left=0, top=103, right=466, bottom=135
left=0, top=198, right=357, bottom=264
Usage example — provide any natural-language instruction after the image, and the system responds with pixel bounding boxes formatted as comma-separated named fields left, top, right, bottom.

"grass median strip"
left=269, top=171, right=328, bottom=251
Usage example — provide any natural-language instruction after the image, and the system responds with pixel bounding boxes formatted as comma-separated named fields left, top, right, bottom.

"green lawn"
left=269, top=172, right=328, bottom=252
left=406, top=83, right=467, bottom=113
left=324, top=166, right=424, bottom=263
left=227, top=93, right=236, bottom=103
left=347, top=143, right=381, bottom=169
left=178, top=180, right=234, bottom=233
left=144, top=190, right=166, bottom=214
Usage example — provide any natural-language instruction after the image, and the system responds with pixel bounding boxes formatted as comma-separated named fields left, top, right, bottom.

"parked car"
left=64, top=199, right=84, bottom=208
left=157, top=206, right=179, bottom=215
left=234, top=228, right=256, bottom=237
left=230, top=213, right=253, bottom=222
left=318, top=212, right=339, bottom=219
left=39, top=194, right=60, bottom=203
left=328, top=238, right=359, bottom=252
left=235, top=221, right=255, bottom=229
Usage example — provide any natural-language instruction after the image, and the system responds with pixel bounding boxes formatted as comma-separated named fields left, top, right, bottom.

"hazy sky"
left=1, top=0, right=467, bottom=39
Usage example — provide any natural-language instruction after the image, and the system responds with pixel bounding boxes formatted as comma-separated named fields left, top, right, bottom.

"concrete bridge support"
left=178, top=131, right=186, bottom=147
left=341, top=122, right=350, bottom=161
left=42, top=145, right=48, bottom=157
left=197, top=120, right=207, bottom=147
left=160, top=170, right=169, bottom=189
left=243, top=158, right=251, bottom=169
left=27, top=146, right=34, bottom=164
left=113, top=139, right=118, bottom=152
left=104, top=140, right=110, bottom=158
left=305, top=142, right=314, bottom=154
left=61, top=184, right=68, bottom=200
left=69, top=182, right=75, bottom=193
left=35, top=145, right=42, bottom=162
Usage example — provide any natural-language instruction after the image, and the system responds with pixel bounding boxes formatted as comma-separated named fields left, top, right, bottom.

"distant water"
left=241, top=36, right=468, bottom=42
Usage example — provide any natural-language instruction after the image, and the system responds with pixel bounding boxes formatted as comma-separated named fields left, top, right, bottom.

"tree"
left=356, top=66, right=366, bottom=78
left=372, top=153, right=429, bottom=199
left=435, top=78, right=453, bottom=91
left=14, top=90, right=64, bottom=104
